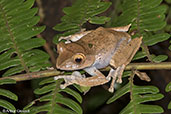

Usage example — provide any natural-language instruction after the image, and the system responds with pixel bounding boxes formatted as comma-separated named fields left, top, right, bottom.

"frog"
left=54, top=24, right=142, bottom=92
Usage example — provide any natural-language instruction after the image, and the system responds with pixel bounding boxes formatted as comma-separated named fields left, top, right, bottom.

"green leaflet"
left=152, top=55, right=168, bottom=63
left=132, top=51, right=146, bottom=61
left=0, top=79, right=16, bottom=85
left=122, top=71, right=131, bottom=78
left=28, top=104, right=50, bottom=114
left=133, top=94, right=164, bottom=104
left=168, top=102, right=171, bottom=109
left=165, top=82, right=171, bottom=92
left=107, top=83, right=130, bottom=104
left=55, top=97, right=82, bottom=114
left=53, top=106, right=77, bottom=114
left=143, top=33, right=170, bottom=46
left=59, top=88, right=82, bottom=103
left=0, top=89, right=18, bottom=101
left=2, top=65, right=24, bottom=77
left=165, top=82, right=171, bottom=109
left=120, top=104, right=164, bottom=114
left=136, top=104, right=164, bottom=113
left=0, top=79, right=17, bottom=112
left=39, top=77, right=56, bottom=86
left=89, top=16, right=111, bottom=24
left=34, top=83, right=57, bottom=95
left=0, top=0, right=49, bottom=76
left=0, top=99, right=16, bottom=111
left=133, top=85, right=160, bottom=94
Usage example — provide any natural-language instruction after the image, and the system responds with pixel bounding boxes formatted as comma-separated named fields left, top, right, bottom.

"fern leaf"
left=165, top=82, right=171, bottom=92
left=136, top=104, right=164, bottom=114
left=107, top=83, right=130, bottom=104
left=25, top=79, right=83, bottom=114
left=55, top=97, right=82, bottom=114
left=152, top=55, right=168, bottom=63
left=89, top=16, right=111, bottom=24
left=111, top=0, right=170, bottom=62
left=0, top=99, right=16, bottom=111
left=143, top=33, right=170, bottom=46
left=39, top=77, right=56, bottom=86
left=59, top=88, right=82, bottom=103
left=108, top=81, right=164, bottom=114
left=0, top=0, right=50, bottom=76
left=132, top=51, right=146, bottom=61
left=0, top=89, right=17, bottom=101
left=34, top=83, right=56, bottom=95
left=0, top=78, right=16, bottom=85
left=0, top=79, right=17, bottom=111
left=53, top=0, right=111, bottom=43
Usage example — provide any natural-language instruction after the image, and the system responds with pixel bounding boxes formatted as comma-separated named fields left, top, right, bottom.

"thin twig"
left=0, top=62, right=171, bottom=82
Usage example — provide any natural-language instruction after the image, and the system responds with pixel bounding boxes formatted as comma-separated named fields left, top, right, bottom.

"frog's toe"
left=117, top=78, right=122, bottom=83
left=60, top=84, right=66, bottom=89
left=72, top=71, right=85, bottom=78
left=54, top=76, right=63, bottom=80
left=106, top=76, right=111, bottom=81
left=72, top=71, right=81, bottom=77
left=108, top=87, right=114, bottom=93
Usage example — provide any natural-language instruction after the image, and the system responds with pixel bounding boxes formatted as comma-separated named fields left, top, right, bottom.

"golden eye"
left=73, top=53, right=85, bottom=64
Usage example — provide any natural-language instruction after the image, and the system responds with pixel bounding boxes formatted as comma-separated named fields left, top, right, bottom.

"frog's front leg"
left=54, top=71, right=85, bottom=89
left=107, top=65, right=126, bottom=92
left=59, top=30, right=92, bottom=43
left=54, top=67, right=110, bottom=89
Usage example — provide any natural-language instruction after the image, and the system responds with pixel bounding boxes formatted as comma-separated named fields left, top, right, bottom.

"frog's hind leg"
left=108, top=37, right=142, bottom=92
left=110, top=36, right=142, bottom=68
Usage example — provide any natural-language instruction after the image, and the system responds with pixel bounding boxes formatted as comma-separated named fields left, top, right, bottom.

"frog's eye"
left=73, top=53, right=85, bottom=64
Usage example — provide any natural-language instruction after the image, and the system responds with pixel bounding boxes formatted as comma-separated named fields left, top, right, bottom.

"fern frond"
left=0, top=79, right=17, bottom=111
left=24, top=78, right=83, bottom=114
left=53, top=0, right=111, bottom=43
left=107, top=81, right=164, bottom=114
left=111, top=0, right=170, bottom=62
left=0, top=0, right=50, bottom=76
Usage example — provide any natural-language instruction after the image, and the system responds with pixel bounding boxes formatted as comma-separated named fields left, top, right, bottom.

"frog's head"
left=56, top=42, right=95, bottom=70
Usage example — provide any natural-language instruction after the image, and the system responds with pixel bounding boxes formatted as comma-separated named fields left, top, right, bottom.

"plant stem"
left=0, top=62, right=171, bottom=82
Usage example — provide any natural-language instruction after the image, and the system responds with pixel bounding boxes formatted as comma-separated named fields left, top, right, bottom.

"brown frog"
left=54, top=24, right=142, bottom=92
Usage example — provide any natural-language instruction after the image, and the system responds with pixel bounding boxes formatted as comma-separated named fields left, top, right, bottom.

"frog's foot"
left=54, top=71, right=85, bottom=89
left=107, top=69, right=118, bottom=93
left=116, top=64, right=125, bottom=83
left=134, top=70, right=151, bottom=82
left=59, top=30, right=92, bottom=43
left=46, top=67, right=54, bottom=70
left=107, top=65, right=125, bottom=92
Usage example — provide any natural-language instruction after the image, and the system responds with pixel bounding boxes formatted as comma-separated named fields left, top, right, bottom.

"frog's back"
left=78, top=27, right=130, bottom=54
left=77, top=27, right=131, bottom=69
